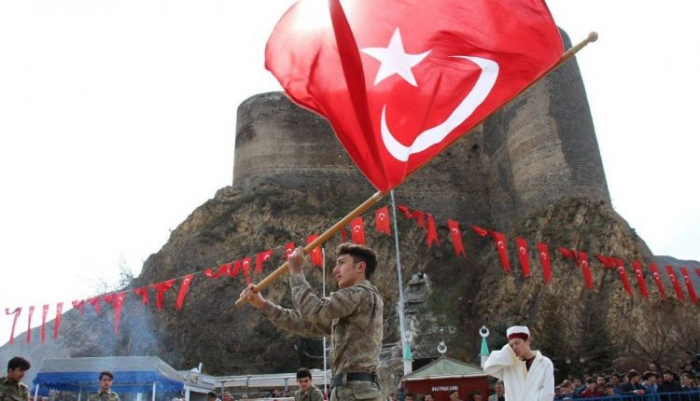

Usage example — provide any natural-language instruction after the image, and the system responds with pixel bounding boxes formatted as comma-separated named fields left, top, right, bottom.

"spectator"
left=596, top=375, right=607, bottom=391
left=405, top=393, right=415, bottom=401
left=681, top=373, right=699, bottom=401
left=87, top=371, right=120, bottom=401
left=658, top=370, right=682, bottom=401
left=0, top=357, right=31, bottom=401
left=604, top=383, right=621, bottom=399
left=558, top=380, right=575, bottom=400
left=222, top=392, right=234, bottom=401
left=423, top=394, right=433, bottom=401
left=448, top=390, right=462, bottom=401
left=207, top=392, right=218, bottom=401
left=488, top=381, right=504, bottom=401
left=619, top=370, right=648, bottom=400
left=553, top=387, right=561, bottom=401
left=580, top=378, right=602, bottom=398
left=294, top=368, right=323, bottom=401
left=644, top=371, right=660, bottom=393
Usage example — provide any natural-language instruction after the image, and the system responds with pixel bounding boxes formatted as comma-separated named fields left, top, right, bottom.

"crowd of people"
left=552, top=367, right=700, bottom=400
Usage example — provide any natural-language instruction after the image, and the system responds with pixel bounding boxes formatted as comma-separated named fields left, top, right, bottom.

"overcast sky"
left=1, top=0, right=698, bottom=346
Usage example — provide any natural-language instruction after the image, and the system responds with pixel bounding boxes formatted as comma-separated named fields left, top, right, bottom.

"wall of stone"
left=482, top=30, right=610, bottom=229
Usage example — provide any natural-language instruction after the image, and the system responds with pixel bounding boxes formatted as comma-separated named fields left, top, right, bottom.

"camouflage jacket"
left=263, top=274, right=384, bottom=375
left=294, top=385, right=324, bottom=401
left=87, top=390, right=120, bottom=401
left=0, top=378, right=29, bottom=401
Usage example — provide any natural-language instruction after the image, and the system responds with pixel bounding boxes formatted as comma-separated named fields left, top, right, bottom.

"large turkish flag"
left=266, top=0, right=563, bottom=190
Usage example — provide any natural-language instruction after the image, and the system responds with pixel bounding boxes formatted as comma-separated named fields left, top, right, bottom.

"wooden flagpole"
left=235, top=32, right=598, bottom=308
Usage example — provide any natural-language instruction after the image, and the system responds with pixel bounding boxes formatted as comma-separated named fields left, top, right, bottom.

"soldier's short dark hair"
left=8, top=357, right=30, bottom=371
left=296, top=368, right=312, bottom=380
left=405, top=393, right=415, bottom=400
left=336, top=243, right=378, bottom=279
left=207, top=392, right=217, bottom=399
left=99, top=371, right=114, bottom=381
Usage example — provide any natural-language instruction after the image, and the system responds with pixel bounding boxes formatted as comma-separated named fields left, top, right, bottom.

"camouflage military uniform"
left=262, top=273, right=384, bottom=401
left=86, top=390, right=120, bottom=401
left=0, top=377, right=29, bottom=401
left=294, top=384, right=324, bottom=401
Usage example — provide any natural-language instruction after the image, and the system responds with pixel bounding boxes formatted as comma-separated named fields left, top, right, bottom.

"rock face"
left=4, top=31, right=698, bottom=393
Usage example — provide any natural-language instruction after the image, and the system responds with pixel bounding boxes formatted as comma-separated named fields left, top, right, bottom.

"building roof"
left=402, top=357, right=487, bottom=381
left=33, top=356, right=184, bottom=393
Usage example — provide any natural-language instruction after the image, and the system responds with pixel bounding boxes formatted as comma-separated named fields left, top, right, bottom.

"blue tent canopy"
left=33, top=356, right=185, bottom=394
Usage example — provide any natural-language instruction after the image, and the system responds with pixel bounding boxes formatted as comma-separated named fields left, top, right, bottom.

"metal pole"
left=390, top=190, right=409, bottom=371
left=78, top=385, right=82, bottom=401
left=151, top=382, right=156, bottom=401
left=322, top=247, right=328, bottom=399
left=33, top=384, right=39, bottom=401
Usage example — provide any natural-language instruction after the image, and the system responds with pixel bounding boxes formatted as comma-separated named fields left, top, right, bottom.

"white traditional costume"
left=483, top=326, right=554, bottom=401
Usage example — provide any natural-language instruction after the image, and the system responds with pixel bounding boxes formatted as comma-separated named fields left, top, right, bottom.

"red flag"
left=266, top=0, right=563, bottom=191
left=41, top=304, right=49, bottom=344
left=537, top=243, right=552, bottom=283
left=350, top=216, right=366, bottom=245
left=515, top=238, right=530, bottom=278
left=242, top=257, right=253, bottom=284
left=596, top=255, right=618, bottom=268
left=53, top=302, right=63, bottom=340
left=26, top=306, right=35, bottom=344
left=134, top=287, right=149, bottom=305
left=103, top=292, right=126, bottom=333
left=204, top=263, right=232, bottom=278
left=255, top=250, right=273, bottom=275
left=491, top=231, right=511, bottom=274
left=5, top=307, right=21, bottom=345
left=150, top=279, right=176, bottom=310
left=559, top=248, right=593, bottom=289
left=666, top=265, right=686, bottom=301
left=340, top=226, right=348, bottom=242
left=447, top=219, right=466, bottom=257
left=615, top=259, right=633, bottom=297
left=649, top=263, right=666, bottom=298
left=307, top=234, right=324, bottom=267
left=632, top=261, right=649, bottom=298
left=399, top=205, right=425, bottom=228
left=375, top=206, right=391, bottom=236
left=579, top=252, right=594, bottom=290
left=176, top=274, right=194, bottom=310
left=285, top=242, right=296, bottom=259
left=72, top=300, right=86, bottom=315
left=471, top=225, right=489, bottom=237
left=426, top=213, right=440, bottom=248
left=680, top=267, right=698, bottom=303
left=230, top=260, right=243, bottom=277
left=87, top=297, right=101, bottom=314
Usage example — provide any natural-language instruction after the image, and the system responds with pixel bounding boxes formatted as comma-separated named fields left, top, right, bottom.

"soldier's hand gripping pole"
left=235, top=190, right=388, bottom=308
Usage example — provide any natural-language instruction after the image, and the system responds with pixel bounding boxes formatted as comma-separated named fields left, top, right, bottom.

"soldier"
left=0, top=357, right=31, bottom=401
left=294, top=368, right=323, bottom=401
left=241, top=243, right=384, bottom=401
left=87, top=372, right=120, bottom=401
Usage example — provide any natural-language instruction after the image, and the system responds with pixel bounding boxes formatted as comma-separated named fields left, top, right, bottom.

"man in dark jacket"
left=658, top=370, right=683, bottom=401
left=619, top=370, right=648, bottom=401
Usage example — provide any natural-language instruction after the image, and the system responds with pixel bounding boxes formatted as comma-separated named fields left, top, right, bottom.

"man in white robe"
left=483, top=325, right=554, bottom=401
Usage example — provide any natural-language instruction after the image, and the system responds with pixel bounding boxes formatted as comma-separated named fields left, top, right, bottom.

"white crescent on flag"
left=380, top=55, right=499, bottom=162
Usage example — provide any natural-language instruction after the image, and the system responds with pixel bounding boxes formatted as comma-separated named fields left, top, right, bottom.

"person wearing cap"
left=483, top=325, right=554, bottom=401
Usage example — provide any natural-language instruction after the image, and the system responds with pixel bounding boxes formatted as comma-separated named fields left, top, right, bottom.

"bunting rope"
left=3, top=201, right=699, bottom=345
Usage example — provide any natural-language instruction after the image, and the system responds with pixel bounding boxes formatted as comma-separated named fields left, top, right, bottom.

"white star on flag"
left=361, top=28, right=431, bottom=87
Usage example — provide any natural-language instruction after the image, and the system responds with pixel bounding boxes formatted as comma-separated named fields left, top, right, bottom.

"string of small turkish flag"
left=3, top=203, right=699, bottom=346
